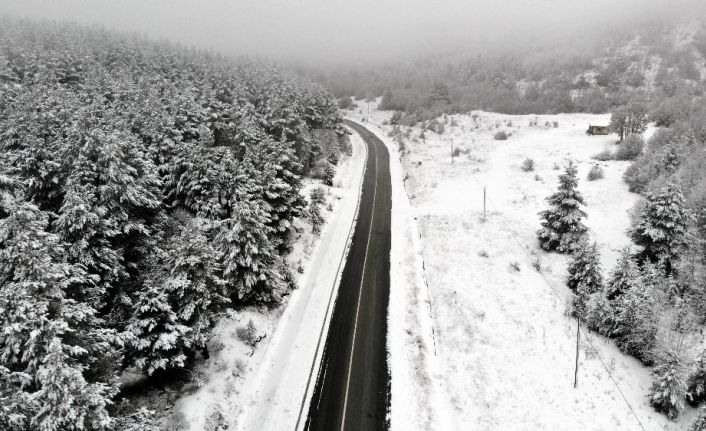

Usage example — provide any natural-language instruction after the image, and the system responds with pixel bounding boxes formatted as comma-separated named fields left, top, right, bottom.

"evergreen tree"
left=687, top=352, right=706, bottom=406
left=567, top=240, right=604, bottom=317
left=159, top=217, right=228, bottom=351
left=690, top=405, right=706, bottom=431
left=33, top=339, right=116, bottom=431
left=612, top=263, right=661, bottom=363
left=125, top=285, right=191, bottom=375
left=215, top=200, right=291, bottom=303
left=537, top=161, right=588, bottom=253
left=308, top=187, right=327, bottom=235
left=585, top=291, right=616, bottom=336
left=605, top=248, right=640, bottom=300
left=630, top=182, right=692, bottom=273
left=649, top=351, right=687, bottom=420
left=243, top=138, right=305, bottom=248
left=0, top=202, right=118, bottom=429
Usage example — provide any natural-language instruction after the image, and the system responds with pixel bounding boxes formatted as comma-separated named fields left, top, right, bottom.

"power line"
left=365, top=112, right=649, bottom=430
left=470, top=172, right=649, bottom=431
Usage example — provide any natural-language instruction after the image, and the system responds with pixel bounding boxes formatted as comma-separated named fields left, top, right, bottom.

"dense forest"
left=0, top=18, right=346, bottom=430
left=315, top=20, right=706, bottom=120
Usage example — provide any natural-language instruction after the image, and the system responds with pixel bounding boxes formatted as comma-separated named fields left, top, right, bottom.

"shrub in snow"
left=531, top=252, right=542, bottom=272
left=615, top=135, right=644, bottom=161
left=649, top=352, right=687, bottom=420
left=521, top=158, right=535, bottom=172
left=494, top=131, right=508, bottom=140
left=309, top=203, right=324, bottom=235
left=566, top=241, right=604, bottom=317
left=592, top=149, right=613, bottom=161
left=310, top=187, right=327, bottom=206
left=537, top=161, right=588, bottom=253
left=237, top=319, right=259, bottom=347
left=337, top=96, right=354, bottom=109
left=630, top=182, right=692, bottom=273
left=390, top=111, right=404, bottom=125
left=322, top=163, right=336, bottom=186
left=510, top=261, right=521, bottom=272
left=309, top=187, right=327, bottom=235
left=552, top=121, right=559, bottom=128
left=690, top=405, right=706, bottom=431
left=587, top=164, right=605, bottom=181
left=687, top=354, right=706, bottom=406
left=113, top=407, right=160, bottom=431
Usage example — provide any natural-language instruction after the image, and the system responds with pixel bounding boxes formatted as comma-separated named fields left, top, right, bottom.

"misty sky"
left=1, top=0, right=704, bottom=65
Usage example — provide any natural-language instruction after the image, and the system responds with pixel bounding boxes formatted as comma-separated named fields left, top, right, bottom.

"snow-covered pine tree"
left=308, top=187, right=327, bottom=235
left=649, top=351, right=687, bottom=420
left=33, top=338, right=116, bottom=431
left=612, top=263, right=661, bottom=364
left=690, top=405, right=706, bottom=431
left=567, top=240, right=604, bottom=318
left=216, top=199, right=291, bottom=303
left=125, top=284, right=191, bottom=375
left=0, top=365, right=33, bottom=430
left=630, top=182, right=692, bottom=273
left=0, top=201, right=118, bottom=429
left=243, top=138, right=305, bottom=249
left=53, top=127, right=162, bottom=314
left=687, top=352, right=706, bottom=406
left=584, top=292, right=615, bottom=336
left=537, top=161, right=588, bottom=253
left=606, top=248, right=640, bottom=300
left=159, top=217, right=228, bottom=352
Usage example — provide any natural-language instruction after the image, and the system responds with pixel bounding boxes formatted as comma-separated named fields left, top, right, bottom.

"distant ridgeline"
left=326, top=20, right=706, bottom=119
left=0, top=18, right=346, bottom=430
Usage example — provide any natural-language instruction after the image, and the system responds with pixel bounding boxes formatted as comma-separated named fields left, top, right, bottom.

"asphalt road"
left=305, top=120, right=392, bottom=431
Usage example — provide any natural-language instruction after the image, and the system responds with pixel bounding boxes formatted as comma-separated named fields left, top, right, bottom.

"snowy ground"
left=173, top=131, right=367, bottom=430
left=349, top=100, right=697, bottom=430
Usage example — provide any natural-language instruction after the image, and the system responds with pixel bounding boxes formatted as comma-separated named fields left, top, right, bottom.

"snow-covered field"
left=350, top=100, right=697, bottom=430
left=174, top=131, right=367, bottom=430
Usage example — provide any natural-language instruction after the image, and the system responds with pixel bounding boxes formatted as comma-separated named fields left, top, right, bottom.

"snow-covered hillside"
left=350, top=100, right=698, bottom=430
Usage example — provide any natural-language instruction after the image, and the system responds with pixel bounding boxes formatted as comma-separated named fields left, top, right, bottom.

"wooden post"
left=574, top=318, right=580, bottom=388
left=451, top=139, right=454, bottom=165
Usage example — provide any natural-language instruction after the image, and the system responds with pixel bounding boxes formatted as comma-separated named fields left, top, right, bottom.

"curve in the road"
left=305, top=120, right=392, bottom=431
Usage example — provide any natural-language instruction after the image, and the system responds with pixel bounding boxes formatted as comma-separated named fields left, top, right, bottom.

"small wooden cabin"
left=586, top=124, right=610, bottom=135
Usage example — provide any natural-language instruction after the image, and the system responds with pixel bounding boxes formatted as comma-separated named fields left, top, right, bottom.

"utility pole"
left=574, top=318, right=580, bottom=388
